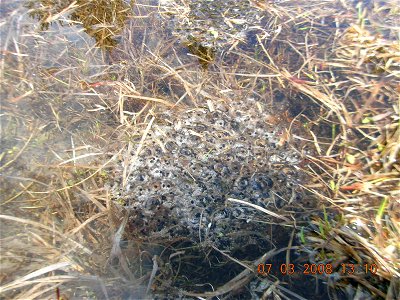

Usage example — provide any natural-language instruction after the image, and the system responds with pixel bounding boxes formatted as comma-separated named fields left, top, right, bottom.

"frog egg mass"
left=110, top=97, right=304, bottom=254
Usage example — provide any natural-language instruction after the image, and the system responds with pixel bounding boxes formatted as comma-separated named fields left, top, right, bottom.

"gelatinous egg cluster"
left=110, top=98, right=302, bottom=250
left=160, top=0, right=269, bottom=49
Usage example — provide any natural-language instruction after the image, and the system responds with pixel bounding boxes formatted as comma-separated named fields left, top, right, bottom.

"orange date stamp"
left=257, top=263, right=378, bottom=276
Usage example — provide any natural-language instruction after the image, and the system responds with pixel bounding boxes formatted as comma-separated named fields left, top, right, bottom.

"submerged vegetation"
left=1, top=0, right=399, bottom=299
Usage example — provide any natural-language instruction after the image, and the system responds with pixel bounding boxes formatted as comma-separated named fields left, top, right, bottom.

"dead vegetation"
left=0, top=0, right=399, bottom=299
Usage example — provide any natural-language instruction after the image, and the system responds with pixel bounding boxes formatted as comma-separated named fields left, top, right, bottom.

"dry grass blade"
left=0, top=263, right=71, bottom=294
left=0, top=214, right=92, bottom=254
left=124, top=116, right=155, bottom=187
left=1, top=0, right=399, bottom=299
left=0, top=132, right=34, bottom=172
left=228, top=198, right=291, bottom=222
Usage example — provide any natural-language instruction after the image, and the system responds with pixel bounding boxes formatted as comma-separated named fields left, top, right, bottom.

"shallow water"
left=1, top=0, right=396, bottom=299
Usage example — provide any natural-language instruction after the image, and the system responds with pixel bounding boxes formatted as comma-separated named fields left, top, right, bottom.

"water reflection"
left=25, top=0, right=130, bottom=49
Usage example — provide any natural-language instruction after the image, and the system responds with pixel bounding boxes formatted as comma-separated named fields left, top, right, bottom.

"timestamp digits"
left=257, top=263, right=333, bottom=276
left=257, top=263, right=378, bottom=276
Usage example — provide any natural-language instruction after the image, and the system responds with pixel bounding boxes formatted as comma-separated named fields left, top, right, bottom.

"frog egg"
left=144, top=197, right=160, bottom=210
left=215, top=142, right=229, bottom=152
left=135, top=173, right=148, bottom=183
left=233, top=146, right=249, bottom=158
left=150, top=168, right=163, bottom=178
left=175, top=135, right=186, bottom=145
left=236, top=176, right=250, bottom=190
left=161, top=180, right=173, bottom=191
left=251, top=173, right=273, bottom=190
left=213, top=162, right=230, bottom=176
left=230, top=120, right=240, bottom=131
left=215, top=119, right=225, bottom=127
left=147, top=156, right=158, bottom=167
left=188, top=162, right=202, bottom=174
left=165, top=140, right=178, bottom=153
left=179, top=144, right=194, bottom=157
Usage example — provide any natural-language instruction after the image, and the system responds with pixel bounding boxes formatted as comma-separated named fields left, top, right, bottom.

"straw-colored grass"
left=1, top=0, right=399, bottom=299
